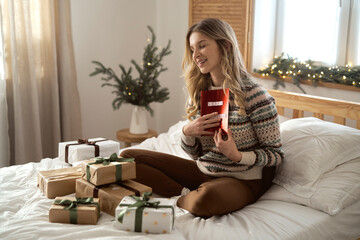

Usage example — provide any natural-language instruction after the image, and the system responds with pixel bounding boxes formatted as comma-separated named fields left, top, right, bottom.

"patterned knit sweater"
left=181, top=81, right=284, bottom=180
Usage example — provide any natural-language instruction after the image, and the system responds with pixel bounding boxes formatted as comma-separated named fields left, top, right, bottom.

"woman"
left=120, top=18, right=284, bottom=218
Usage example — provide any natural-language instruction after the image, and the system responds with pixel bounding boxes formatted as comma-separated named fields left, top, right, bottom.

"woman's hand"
left=214, top=128, right=242, bottom=163
left=183, top=112, right=221, bottom=137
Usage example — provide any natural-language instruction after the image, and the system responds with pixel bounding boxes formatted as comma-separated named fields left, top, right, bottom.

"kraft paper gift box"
left=49, top=196, right=100, bottom=225
left=81, top=153, right=136, bottom=186
left=115, top=193, right=175, bottom=234
left=37, top=166, right=82, bottom=199
left=58, top=137, right=120, bottom=164
left=76, top=178, right=152, bottom=216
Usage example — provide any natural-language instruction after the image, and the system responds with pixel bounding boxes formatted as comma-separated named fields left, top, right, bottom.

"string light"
left=253, top=53, right=360, bottom=91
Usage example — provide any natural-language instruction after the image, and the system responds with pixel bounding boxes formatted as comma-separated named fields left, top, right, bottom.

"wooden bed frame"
left=268, top=89, right=360, bottom=129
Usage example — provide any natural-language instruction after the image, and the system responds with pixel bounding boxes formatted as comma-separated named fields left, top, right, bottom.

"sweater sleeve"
left=240, top=87, right=284, bottom=167
left=180, top=131, right=202, bottom=160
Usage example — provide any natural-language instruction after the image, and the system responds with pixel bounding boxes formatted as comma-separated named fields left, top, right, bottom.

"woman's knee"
left=177, top=177, right=257, bottom=218
left=177, top=184, right=216, bottom=218
left=119, top=149, right=137, bottom=158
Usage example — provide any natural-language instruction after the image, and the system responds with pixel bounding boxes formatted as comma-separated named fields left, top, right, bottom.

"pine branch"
left=89, top=26, right=171, bottom=115
left=254, top=53, right=360, bottom=93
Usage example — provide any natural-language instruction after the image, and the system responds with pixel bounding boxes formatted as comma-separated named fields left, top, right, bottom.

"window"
left=252, top=0, right=360, bottom=69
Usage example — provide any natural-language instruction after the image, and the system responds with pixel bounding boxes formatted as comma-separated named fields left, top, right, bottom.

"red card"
left=200, top=88, right=229, bottom=135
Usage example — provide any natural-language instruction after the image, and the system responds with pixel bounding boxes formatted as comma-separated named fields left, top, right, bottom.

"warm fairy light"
left=147, top=62, right=151, bottom=66
left=128, top=92, right=132, bottom=95
left=254, top=54, right=359, bottom=89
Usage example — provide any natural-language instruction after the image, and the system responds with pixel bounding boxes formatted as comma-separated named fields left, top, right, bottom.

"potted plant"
left=90, top=26, right=171, bottom=134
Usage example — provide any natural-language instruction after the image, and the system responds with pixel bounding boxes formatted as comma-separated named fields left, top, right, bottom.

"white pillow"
left=262, top=157, right=360, bottom=215
left=278, top=115, right=290, bottom=124
left=274, top=117, right=360, bottom=197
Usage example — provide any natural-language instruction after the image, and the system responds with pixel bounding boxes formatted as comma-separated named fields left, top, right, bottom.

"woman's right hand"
left=182, top=112, right=221, bottom=137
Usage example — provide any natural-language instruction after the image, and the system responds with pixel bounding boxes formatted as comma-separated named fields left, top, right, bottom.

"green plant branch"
left=90, top=26, right=171, bottom=116
left=254, top=53, right=360, bottom=93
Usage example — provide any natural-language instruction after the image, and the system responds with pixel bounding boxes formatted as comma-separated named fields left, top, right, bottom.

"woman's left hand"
left=214, top=128, right=242, bottom=163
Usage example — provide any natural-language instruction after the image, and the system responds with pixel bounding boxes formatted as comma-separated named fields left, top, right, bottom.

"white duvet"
left=1, top=120, right=360, bottom=240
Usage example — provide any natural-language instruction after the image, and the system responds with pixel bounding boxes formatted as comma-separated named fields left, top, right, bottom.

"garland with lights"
left=90, top=26, right=171, bottom=116
left=254, top=53, right=360, bottom=93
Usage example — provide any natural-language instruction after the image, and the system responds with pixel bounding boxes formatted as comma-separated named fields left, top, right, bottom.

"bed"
left=1, top=89, right=360, bottom=240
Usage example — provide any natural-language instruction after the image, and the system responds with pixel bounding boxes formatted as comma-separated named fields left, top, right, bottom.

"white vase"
left=129, top=106, right=148, bottom=134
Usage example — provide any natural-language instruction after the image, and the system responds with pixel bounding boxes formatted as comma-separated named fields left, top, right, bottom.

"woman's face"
left=189, top=31, right=223, bottom=81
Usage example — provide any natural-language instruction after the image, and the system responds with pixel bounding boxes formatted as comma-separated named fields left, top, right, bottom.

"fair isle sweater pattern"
left=181, top=83, right=284, bottom=176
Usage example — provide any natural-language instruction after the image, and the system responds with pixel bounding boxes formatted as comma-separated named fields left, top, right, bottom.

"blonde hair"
left=182, top=18, right=250, bottom=120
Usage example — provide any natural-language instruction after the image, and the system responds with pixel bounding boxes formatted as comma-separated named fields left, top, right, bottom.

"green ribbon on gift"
left=53, top=197, right=100, bottom=224
left=86, top=153, right=134, bottom=183
left=117, top=192, right=175, bottom=232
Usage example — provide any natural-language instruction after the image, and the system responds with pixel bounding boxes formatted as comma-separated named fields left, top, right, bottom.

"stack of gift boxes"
left=37, top=137, right=175, bottom=234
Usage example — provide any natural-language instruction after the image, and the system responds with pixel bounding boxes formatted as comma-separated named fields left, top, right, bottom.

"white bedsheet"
left=1, top=120, right=359, bottom=240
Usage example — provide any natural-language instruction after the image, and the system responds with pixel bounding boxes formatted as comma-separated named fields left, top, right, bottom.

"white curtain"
left=0, top=2, right=9, bottom=167
left=1, top=0, right=82, bottom=166
left=0, top=80, right=9, bottom=168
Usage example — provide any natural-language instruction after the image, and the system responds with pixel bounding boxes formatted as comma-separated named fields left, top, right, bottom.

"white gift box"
left=58, top=137, right=120, bottom=164
left=115, top=195, right=175, bottom=234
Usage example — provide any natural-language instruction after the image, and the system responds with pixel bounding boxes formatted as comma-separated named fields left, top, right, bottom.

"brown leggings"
left=120, top=149, right=275, bottom=218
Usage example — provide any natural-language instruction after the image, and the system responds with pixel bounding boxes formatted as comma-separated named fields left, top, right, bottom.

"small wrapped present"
left=81, top=153, right=136, bottom=186
left=37, top=166, right=82, bottom=199
left=58, top=137, right=120, bottom=164
left=76, top=178, right=152, bottom=216
left=115, top=192, right=175, bottom=234
left=49, top=197, right=100, bottom=225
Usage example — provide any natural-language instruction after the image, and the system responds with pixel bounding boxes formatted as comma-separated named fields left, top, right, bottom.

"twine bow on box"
left=86, top=153, right=134, bottom=182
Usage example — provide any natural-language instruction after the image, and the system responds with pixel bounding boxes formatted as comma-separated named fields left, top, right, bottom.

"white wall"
left=70, top=0, right=188, bottom=147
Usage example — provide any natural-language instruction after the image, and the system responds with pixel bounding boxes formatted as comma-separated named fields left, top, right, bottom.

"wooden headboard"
left=268, top=89, right=360, bottom=129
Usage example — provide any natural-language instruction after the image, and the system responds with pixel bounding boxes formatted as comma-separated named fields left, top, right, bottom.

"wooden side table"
left=116, top=129, right=158, bottom=148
